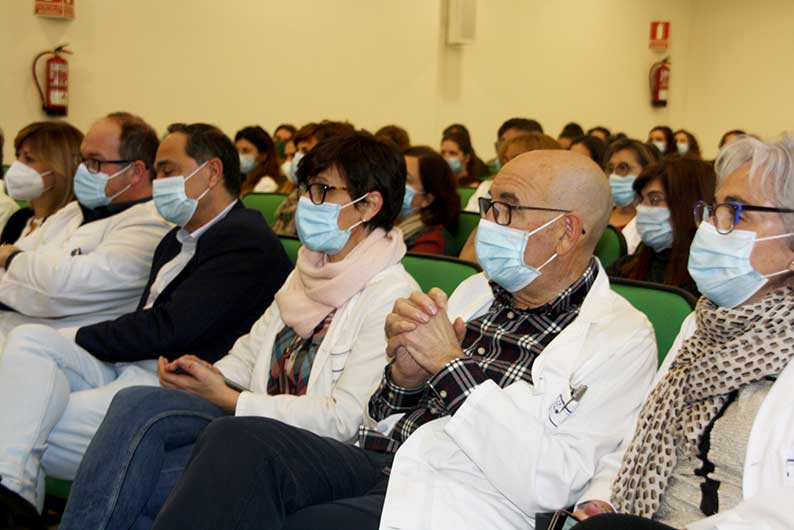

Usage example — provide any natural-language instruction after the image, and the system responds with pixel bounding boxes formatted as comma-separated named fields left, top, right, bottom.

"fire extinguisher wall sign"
left=33, top=44, right=72, bottom=116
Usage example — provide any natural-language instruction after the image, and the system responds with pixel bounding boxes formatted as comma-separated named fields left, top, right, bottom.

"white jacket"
left=378, top=263, right=658, bottom=530
left=0, top=201, right=171, bottom=336
left=215, top=264, right=419, bottom=443
left=579, top=312, right=794, bottom=530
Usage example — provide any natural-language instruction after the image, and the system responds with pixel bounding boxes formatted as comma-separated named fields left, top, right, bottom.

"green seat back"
left=402, top=252, right=481, bottom=296
left=456, top=186, right=477, bottom=209
left=610, top=278, right=696, bottom=365
left=46, top=476, right=71, bottom=499
left=595, top=225, right=627, bottom=268
left=450, top=212, right=480, bottom=254
left=279, top=236, right=302, bottom=264
left=241, top=192, right=287, bottom=226
left=16, top=200, right=28, bottom=208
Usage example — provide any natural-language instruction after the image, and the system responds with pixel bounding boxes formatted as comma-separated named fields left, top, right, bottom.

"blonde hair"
left=501, top=132, right=561, bottom=161
left=14, top=121, right=83, bottom=209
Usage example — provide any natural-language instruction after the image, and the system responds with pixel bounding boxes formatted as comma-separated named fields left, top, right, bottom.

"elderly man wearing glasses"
left=124, top=149, right=659, bottom=530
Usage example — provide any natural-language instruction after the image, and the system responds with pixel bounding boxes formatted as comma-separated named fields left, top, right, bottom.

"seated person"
left=0, top=123, right=291, bottom=527
left=131, top=149, right=656, bottom=530
left=718, top=129, right=746, bottom=149
left=374, top=124, right=411, bottom=153
left=440, top=129, right=486, bottom=187
left=0, top=112, right=172, bottom=339
left=272, top=123, right=296, bottom=161
left=485, top=117, right=545, bottom=175
left=397, top=145, right=460, bottom=255
left=57, top=132, right=419, bottom=530
left=570, top=134, right=606, bottom=165
left=604, top=138, right=660, bottom=254
left=2, top=121, right=82, bottom=243
left=272, top=120, right=356, bottom=236
left=609, top=155, right=716, bottom=296
left=557, top=121, right=585, bottom=149
left=587, top=126, right=611, bottom=143
left=572, top=134, right=794, bottom=530
left=648, top=125, right=675, bottom=156
left=235, top=125, right=285, bottom=194
left=674, top=128, right=702, bottom=158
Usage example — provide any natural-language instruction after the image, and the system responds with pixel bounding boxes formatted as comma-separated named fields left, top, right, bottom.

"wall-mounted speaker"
left=447, top=0, right=476, bottom=45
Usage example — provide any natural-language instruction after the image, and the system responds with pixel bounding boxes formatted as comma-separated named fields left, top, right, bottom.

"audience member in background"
left=719, top=129, right=746, bottom=149
left=570, top=134, right=606, bottom=165
left=58, top=133, right=419, bottom=530
left=648, top=125, right=675, bottom=155
left=144, top=150, right=656, bottom=530
left=0, top=112, right=172, bottom=339
left=0, top=123, right=291, bottom=528
left=272, top=120, right=355, bottom=236
left=607, top=132, right=628, bottom=145
left=0, top=127, right=20, bottom=235
left=557, top=122, right=585, bottom=149
left=488, top=117, right=545, bottom=174
left=673, top=129, right=702, bottom=158
left=234, top=126, right=283, bottom=195
left=441, top=123, right=489, bottom=175
left=375, top=125, right=411, bottom=153
left=2, top=122, right=81, bottom=244
left=604, top=138, right=660, bottom=254
left=573, top=134, right=794, bottom=530
left=272, top=123, right=296, bottom=157
left=608, top=156, right=716, bottom=296
left=459, top=132, right=561, bottom=261
left=441, top=129, right=486, bottom=187
left=587, top=126, right=611, bottom=143
left=397, top=146, right=460, bottom=255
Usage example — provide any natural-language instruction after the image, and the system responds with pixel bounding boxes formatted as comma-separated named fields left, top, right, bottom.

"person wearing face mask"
left=673, top=128, right=702, bottom=159
left=570, top=134, right=794, bottom=530
left=234, top=125, right=285, bottom=195
left=272, top=123, right=296, bottom=161
left=272, top=120, right=356, bottom=236
left=397, top=146, right=460, bottom=255
left=648, top=125, right=675, bottom=156
left=608, top=156, right=716, bottom=297
left=56, top=132, right=419, bottom=530
left=604, top=138, right=660, bottom=254
left=0, top=112, right=172, bottom=341
left=134, top=150, right=656, bottom=530
left=441, top=129, right=486, bottom=188
left=1, top=121, right=82, bottom=245
left=0, top=123, right=291, bottom=528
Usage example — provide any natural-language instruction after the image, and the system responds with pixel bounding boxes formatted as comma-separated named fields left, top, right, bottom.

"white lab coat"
left=0, top=201, right=171, bottom=338
left=622, top=217, right=641, bottom=254
left=377, top=263, right=658, bottom=530
left=215, top=263, right=420, bottom=443
left=578, top=312, right=794, bottom=530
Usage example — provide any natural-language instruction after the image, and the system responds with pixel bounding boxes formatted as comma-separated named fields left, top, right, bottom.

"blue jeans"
left=58, top=386, right=227, bottom=530
left=151, top=416, right=391, bottom=530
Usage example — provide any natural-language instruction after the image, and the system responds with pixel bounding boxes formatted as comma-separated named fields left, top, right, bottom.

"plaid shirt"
left=359, top=258, right=597, bottom=454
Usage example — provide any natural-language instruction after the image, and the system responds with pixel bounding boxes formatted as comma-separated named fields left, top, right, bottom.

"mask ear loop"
left=340, top=193, right=371, bottom=232
left=755, top=232, right=794, bottom=278
left=185, top=161, right=211, bottom=202
left=106, top=163, right=134, bottom=201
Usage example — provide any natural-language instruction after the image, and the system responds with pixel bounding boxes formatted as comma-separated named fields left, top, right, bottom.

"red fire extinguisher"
left=649, top=57, right=670, bottom=108
left=33, top=44, right=72, bottom=116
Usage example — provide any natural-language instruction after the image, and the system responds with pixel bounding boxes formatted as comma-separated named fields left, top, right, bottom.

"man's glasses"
left=478, top=197, right=570, bottom=226
left=74, top=155, right=134, bottom=174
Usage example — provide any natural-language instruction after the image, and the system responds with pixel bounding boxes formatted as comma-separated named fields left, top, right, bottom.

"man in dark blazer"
left=0, top=123, right=292, bottom=526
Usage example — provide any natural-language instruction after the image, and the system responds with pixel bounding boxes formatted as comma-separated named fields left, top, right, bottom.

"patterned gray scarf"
left=611, top=286, right=794, bottom=517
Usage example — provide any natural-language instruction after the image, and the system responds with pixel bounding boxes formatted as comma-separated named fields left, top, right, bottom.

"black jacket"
left=75, top=201, right=292, bottom=363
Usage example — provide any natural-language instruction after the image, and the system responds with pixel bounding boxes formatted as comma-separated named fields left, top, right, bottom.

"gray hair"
left=715, top=133, right=794, bottom=231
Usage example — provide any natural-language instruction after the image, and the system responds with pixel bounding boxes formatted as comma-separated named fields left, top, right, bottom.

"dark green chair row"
left=242, top=192, right=287, bottom=226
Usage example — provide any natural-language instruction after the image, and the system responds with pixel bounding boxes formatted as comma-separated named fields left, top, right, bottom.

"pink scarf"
left=275, top=228, right=406, bottom=338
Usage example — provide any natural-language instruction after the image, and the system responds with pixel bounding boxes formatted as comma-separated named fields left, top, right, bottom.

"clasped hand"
left=384, top=288, right=467, bottom=388
left=157, top=355, right=240, bottom=412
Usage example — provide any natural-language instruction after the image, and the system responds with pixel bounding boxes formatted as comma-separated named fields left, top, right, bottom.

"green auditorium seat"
left=595, top=225, right=627, bottom=268
left=609, top=277, right=696, bottom=365
left=242, top=192, right=287, bottom=226
left=46, top=476, right=71, bottom=499
left=450, top=212, right=480, bottom=254
left=278, top=235, right=302, bottom=264
left=456, top=186, right=477, bottom=209
left=1, top=164, right=8, bottom=177
left=402, top=252, right=481, bottom=296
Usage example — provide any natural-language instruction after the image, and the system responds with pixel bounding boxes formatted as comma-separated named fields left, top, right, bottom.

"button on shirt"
left=144, top=200, right=237, bottom=309
left=360, top=258, right=598, bottom=454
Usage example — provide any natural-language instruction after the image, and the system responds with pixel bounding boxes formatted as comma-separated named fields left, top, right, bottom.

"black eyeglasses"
left=694, top=200, right=794, bottom=234
left=75, top=155, right=135, bottom=174
left=300, top=183, right=350, bottom=205
left=478, top=197, right=570, bottom=226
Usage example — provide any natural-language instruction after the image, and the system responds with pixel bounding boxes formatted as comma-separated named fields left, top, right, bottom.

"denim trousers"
left=151, top=416, right=391, bottom=530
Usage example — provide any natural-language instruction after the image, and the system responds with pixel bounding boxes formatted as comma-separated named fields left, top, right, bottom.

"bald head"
left=496, top=150, right=611, bottom=250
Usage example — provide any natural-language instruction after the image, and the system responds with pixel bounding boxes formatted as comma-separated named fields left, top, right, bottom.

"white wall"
left=0, top=0, right=791, bottom=165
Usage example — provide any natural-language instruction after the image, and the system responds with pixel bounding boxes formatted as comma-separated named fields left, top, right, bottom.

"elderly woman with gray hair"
left=570, top=134, right=794, bottom=530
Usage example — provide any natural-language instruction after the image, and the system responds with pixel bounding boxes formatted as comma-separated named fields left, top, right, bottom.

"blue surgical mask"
left=475, top=216, right=561, bottom=292
left=446, top=157, right=462, bottom=174
left=400, top=185, right=421, bottom=217
left=636, top=205, right=673, bottom=252
left=676, top=142, right=689, bottom=155
left=289, top=151, right=305, bottom=185
left=152, top=161, right=210, bottom=226
left=609, top=174, right=638, bottom=207
left=73, top=162, right=132, bottom=209
left=239, top=154, right=257, bottom=175
left=295, top=193, right=368, bottom=255
left=688, top=221, right=794, bottom=308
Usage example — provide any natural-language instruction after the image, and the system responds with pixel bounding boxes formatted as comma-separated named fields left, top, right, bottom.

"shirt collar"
left=176, top=199, right=238, bottom=245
